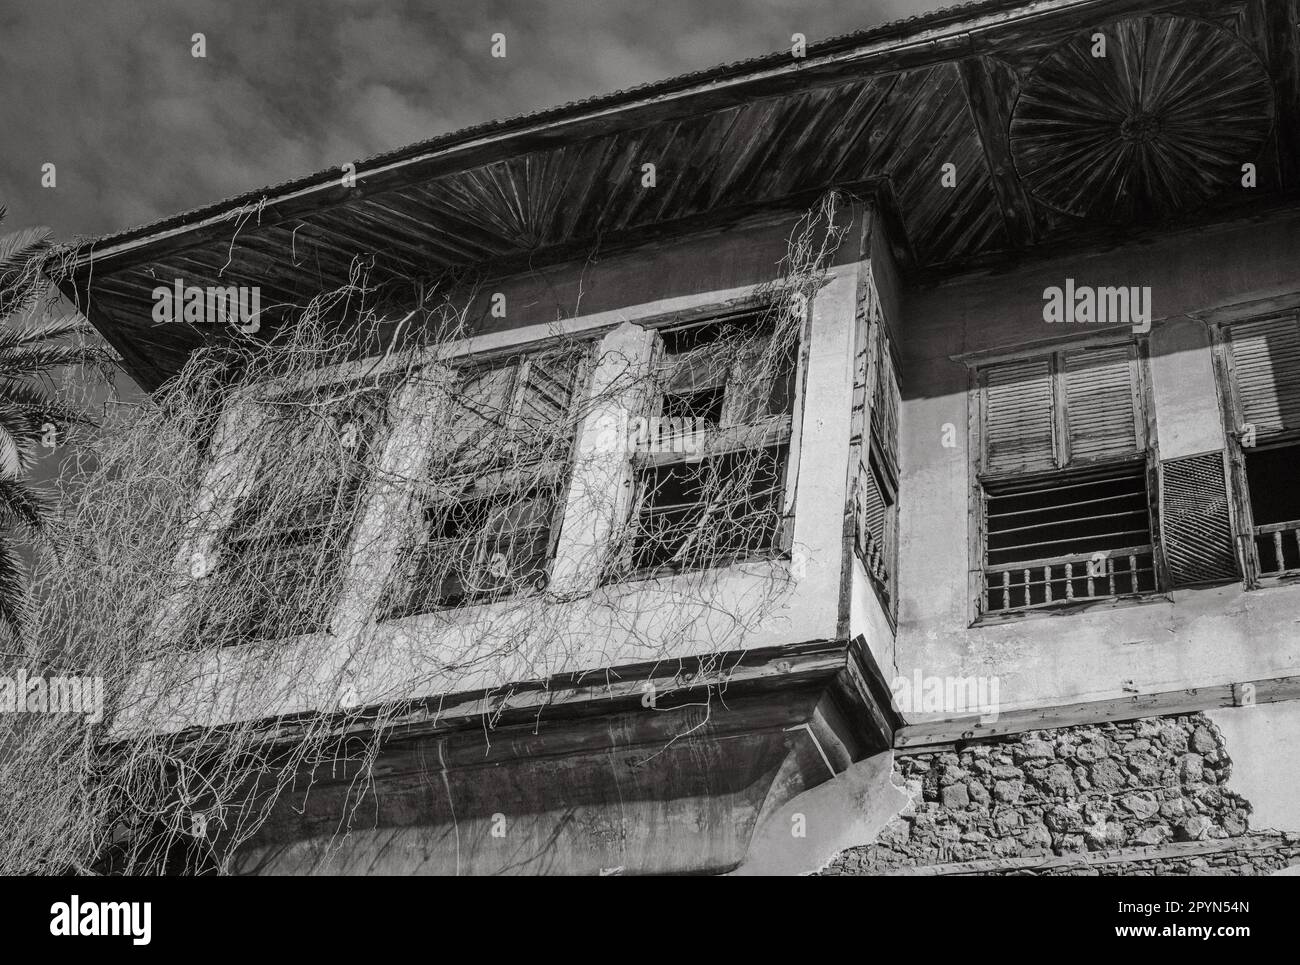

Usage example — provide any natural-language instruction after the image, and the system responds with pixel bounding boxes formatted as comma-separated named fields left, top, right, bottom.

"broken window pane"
left=612, top=310, right=797, bottom=581
left=623, top=445, right=787, bottom=576
left=395, top=486, right=558, bottom=613
left=385, top=348, right=584, bottom=618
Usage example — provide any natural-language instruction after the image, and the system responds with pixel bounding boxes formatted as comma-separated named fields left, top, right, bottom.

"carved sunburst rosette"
left=1009, top=15, right=1275, bottom=223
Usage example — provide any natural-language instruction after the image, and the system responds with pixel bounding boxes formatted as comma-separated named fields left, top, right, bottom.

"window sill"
left=379, top=579, right=548, bottom=625
left=1249, top=572, right=1300, bottom=590
left=970, top=590, right=1172, bottom=627
left=604, top=550, right=790, bottom=589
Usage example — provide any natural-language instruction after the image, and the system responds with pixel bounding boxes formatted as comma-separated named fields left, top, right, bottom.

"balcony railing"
left=1255, top=519, right=1300, bottom=577
left=983, top=544, right=1156, bottom=613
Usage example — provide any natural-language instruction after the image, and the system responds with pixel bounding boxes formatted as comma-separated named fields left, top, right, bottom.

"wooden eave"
left=54, top=0, right=1300, bottom=390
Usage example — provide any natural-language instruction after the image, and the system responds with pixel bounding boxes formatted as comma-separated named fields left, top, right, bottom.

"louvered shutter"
left=857, top=458, right=890, bottom=585
left=871, top=329, right=901, bottom=476
left=983, top=358, right=1056, bottom=474
left=1160, top=451, right=1238, bottom=585
left=1063, top=345, right=1139, bottom=461
left=517, top=352, right=581, bottom=428
left=1227, top=315, right=1300, bottom=438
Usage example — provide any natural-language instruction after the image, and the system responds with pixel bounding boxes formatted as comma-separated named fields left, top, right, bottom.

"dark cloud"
left=0, top=0, right=945, bottom=241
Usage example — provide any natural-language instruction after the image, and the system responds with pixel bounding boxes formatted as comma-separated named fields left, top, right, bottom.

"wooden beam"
left=958, top=55, right=1037, bottom=249
left=893, top=673, right=1300, bottom=750
left=887, top=833, right=1294, bottom=875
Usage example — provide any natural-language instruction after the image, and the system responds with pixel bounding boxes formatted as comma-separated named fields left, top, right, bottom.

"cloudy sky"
left=0, top=0, right=945, bottom=242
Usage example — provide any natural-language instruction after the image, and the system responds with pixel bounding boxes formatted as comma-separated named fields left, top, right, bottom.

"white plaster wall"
left=893, top=211, right=1300, bottom=712
left=1148, top=317, right=1226, bottom=459
left=850, top=561, right=896, bottom=677
left=1208, top=701, right=1300, bottom=834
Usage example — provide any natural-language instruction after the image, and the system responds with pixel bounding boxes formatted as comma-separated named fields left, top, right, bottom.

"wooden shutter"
left=1160, top=451, right=1238, bottom=585
left=1063, top=345, right=1139, bottom=462
left=870, top=328, right=901, bottom=477
left=983, top=358, right=1056, bottom=474
left=517, top=352, right=581, bottom=428
left=1227, top=315, right=1300, bottom=438
left=857, top=456, right=891, bottom=586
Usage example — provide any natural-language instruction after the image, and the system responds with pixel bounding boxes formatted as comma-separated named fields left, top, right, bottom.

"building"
left=59, top=0, right=1300, bottom=875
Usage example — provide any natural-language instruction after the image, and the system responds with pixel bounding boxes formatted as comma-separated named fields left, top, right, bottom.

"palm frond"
left=0, top=208, right=89, bottom=641
left=0, top=381, right=95, bottom=427
left=0, top=418, right=30, bottom=479
left=0, top=478, right=55, bottom=539
left=0, top=226, right=51, bottom=273
left=0, top=343, right=105, bottom=377
left=0, top=535, right=31, bottom=645
left=0, top=215, right=52, bottom=320
left=0, top=280, right=45, bottom=320
left=0, top=315, right=93, bottom=349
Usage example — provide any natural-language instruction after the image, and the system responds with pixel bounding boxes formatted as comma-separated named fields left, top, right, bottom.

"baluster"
left=1129, top=554, right=1138, bottom=592
left=1107, top=557, right=1116, bottom=595
left=1001, top=570, right=1010, bottom=611
left=1044, top=566, right=1052, bottom=603
left=1023, top=569, right=1030, bottom=607
left=1275, top=531, right=1286, bottom=573
left=1066, top=562, right=1075, bottom=599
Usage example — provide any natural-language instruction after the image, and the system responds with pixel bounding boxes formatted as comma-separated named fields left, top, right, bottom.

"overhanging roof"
left=58, top=0, right=1300, bottom=390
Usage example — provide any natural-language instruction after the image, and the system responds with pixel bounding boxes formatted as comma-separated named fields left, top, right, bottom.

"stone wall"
left=824, top=712, right=1300, bottom=876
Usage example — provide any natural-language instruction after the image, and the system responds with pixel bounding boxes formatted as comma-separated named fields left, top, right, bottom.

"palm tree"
left=0, top=206, right=102, bottom=644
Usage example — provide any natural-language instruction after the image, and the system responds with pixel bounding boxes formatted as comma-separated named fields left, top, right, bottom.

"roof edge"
left=68, top=0, right=1153, bottom=275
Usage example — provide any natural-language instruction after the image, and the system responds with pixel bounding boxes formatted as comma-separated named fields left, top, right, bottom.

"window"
left=858, top=453, right=896, bottom=594
left=612, top=312, right=797, bottom=578
left=855, top=317, right=900, bottom=610
left=383, top=349, right=586, bottom=616
left=976, top=342, right=1155, bottom=614
left=1222, top=313, right=1300, bottom=578
left=196, top=379, right=394, bottom=643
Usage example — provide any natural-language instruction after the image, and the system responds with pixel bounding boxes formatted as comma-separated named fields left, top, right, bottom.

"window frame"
left=854, top=311, right=901, bottom=618
left=380, top=347, right=592, bottom=620
left=187, top=373, right=403, bottom=645
left=165, top=296, right=808, bottom=651
left=609, top=307, right=801, bottom=583
left=966, top=334, right=1163, bottom=624
left=1209, top=309, right=1300, bottom=587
